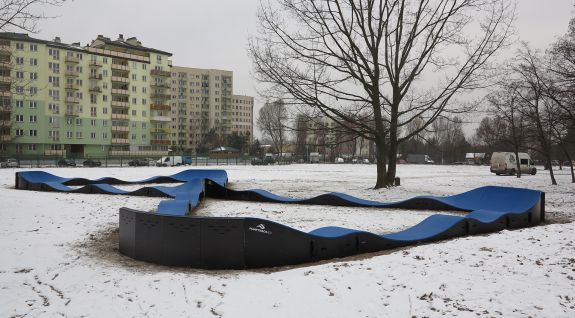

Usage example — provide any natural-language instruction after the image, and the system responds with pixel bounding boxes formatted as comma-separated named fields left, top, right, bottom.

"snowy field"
left=0, top=164, right=574, bottom=317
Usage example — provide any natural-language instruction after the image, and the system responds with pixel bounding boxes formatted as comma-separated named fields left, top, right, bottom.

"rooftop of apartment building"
left=0, top=32, right=172, bottom=57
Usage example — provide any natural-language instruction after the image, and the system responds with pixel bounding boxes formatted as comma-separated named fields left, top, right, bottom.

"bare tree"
left=0, top=0, right=64, bottom=33
left=257, top=99, right=288, bottom=159
left=513, top=44, right=558, bottom=185
left=487, top=82, right=527, bottom=177
left=250, top=0, right=514, bottom=188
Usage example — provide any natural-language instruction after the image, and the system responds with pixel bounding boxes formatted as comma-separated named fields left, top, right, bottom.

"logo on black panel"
left=249, top=223, right=272, bottom=235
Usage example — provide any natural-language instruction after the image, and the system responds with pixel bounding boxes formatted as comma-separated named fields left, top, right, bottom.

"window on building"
left=75, top=131, right=82, bottom=138
left=66, top=131, right=73, bottom=138
left=29, top=115, right=37, bottom=123
left=16, top=43, right=24, bottom=50
left=91, top=119, right=96, bottom=126
left=30, top=44, right=38, bottom=51
left=66, top=118, right=73, bottom=125
left=28, top=144, right=36, bottom=151
left=29, top=58, right=38, bottom=66
left=29, top=130, right=37, bottom=137
left=131, top=110, right=136, bottom=116
left=102, top=107, right=108, bottom=114
left=16, top=71, right=23, bottom=79
left=16, top=129, right=24, bottom=136
left=29, top=72, right=38, bottom=80
left=90, top=132, right=96, bottom=139
left=29, top=101, right=37, bottom=109
left=15, top=57, right=24, bottom=65
left=16, top=100, right=24, bottom=108
left=75, top=118, right=82, bottom=126
left=16, top=115, right=23, bottom=122
left=29, top=87, right=37, bottom=95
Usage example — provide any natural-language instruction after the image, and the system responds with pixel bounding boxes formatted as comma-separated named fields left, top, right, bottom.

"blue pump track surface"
left=15, top=169, right=545, bottom=269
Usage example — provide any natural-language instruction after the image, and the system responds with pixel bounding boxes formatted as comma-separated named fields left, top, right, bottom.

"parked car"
left=490, top=152, right=536, bottom=175
left=6, top=158, right=18, bottom=168
left=334, top=157, right=344, bottom=163
left=128, top=158, right=151, bottom=167
left=0, top=160, right=6, bottom=168
left=83, top=159, right=102, bottom=167
left=57, top=159, right=76, bottom=167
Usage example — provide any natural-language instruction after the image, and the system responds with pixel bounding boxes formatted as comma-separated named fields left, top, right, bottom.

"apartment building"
left=0, top=32, right=172, bottom=158
left=170, top=67, right=253, bottom=153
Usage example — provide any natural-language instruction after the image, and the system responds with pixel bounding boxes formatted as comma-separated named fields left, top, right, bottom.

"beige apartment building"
left=0, top=32, right=172, bottom=158
left=170, top=66, right=253, bottom=153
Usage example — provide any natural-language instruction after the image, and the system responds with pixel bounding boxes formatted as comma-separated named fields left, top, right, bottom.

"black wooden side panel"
left=200, top=218, right=245, bottom=269
left=119, top=208, right=136, bottom=258
left=134, top=212, right=164, bottom=264
left=244, top=219, right=313, bottom=268
left=161, top=216, right=202, bottom=267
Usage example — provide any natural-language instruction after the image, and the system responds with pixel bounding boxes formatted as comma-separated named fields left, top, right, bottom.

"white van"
left=156, top=156, right=192, bottom=167
left=490, top=152, right=537, bottom=175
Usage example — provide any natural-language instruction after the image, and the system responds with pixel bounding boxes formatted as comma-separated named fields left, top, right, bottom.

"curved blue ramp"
left=15, top=169, right=545, bottom=269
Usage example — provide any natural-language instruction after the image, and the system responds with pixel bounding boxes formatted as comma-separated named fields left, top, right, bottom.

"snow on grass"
left=0, top=164, right=573, bottom=317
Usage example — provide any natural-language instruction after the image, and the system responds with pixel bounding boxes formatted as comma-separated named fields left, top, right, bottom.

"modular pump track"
left=15, top=169, right=545, bottom=269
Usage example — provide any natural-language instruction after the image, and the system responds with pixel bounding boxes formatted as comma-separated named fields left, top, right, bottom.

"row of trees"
left=472, top=35, right=575, bottom=184
left=251, top=0, right=575, bottom=187
left=250, top=0, right=515, bottom=188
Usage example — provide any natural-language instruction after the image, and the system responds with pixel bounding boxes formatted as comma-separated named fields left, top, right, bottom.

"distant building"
left=169, top=67, right=253, bottom=154
left=0, top=32, right=172, bottom=158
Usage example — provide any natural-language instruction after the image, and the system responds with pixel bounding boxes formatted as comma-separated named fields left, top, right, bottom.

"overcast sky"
left=36, top=0, right=575, bottom=136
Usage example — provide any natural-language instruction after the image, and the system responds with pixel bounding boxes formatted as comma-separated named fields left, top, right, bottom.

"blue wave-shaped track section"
left=15, top=169, right=545, bottom=269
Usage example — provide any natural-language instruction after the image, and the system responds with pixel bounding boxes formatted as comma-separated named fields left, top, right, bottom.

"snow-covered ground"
left=0, top=164, right=574, bottom=317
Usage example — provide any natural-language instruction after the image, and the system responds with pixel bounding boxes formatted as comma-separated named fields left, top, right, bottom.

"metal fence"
left=0, top=155, right=254, bottom=168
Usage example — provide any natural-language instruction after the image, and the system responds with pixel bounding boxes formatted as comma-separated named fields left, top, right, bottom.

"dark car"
left=57, top=159, right=76, bottom=167
left=128, top=158, right=150, bottom=167
left=83, top=159, right=102, bottom=167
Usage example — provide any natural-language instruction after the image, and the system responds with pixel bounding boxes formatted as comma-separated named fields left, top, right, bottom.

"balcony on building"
left=111, top=63, right=130, bottom=72
left=65, top=55, right=80, bottom=64
left=111, top=138, right=130, bottom=144
left=150, top=115, right=171, bottom=122
left=150, top=104, right=171, bottom=111
left=151, top=82, right=170, bottom=89
left=0, top=134, right=12, bottom=142
left=111, top=113, right=129, bottom=120
left=65, top=108, right=80, bottom=117
left=65, top=83, right=80, bottom=90
left=150, top=126, right=169, bottom=134
left=89, top=60, right=103, bottom=67
left=0, top=119, right=11, bottom=127
left=111, top=100, right=129, bottom=108
left=65, top=69, right=79, bottom=77
left=89, top=73, right=103, bottom=80
left=0, top=75, right=11, bottom=84
left=151, top=93, right=171, bottom=100
left=111, top=88, right=130, bottom=96
left=111, top=125, right=129, bottom=132
left=151, top=69, right=171, bottom=77
left=65, top=96, right=80, bottom=103
left=89, top=86, right=102, bottom=93
left=111, top=76, right=129, bottom=83
left=0, top=90, right=11, bottom=98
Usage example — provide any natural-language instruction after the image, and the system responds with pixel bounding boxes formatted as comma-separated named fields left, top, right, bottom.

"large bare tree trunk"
left=544, top=156, right=558, bottom=185
left=374, top=138, right=388, bottom=189
left=514, top=148, right=522, bottom=178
